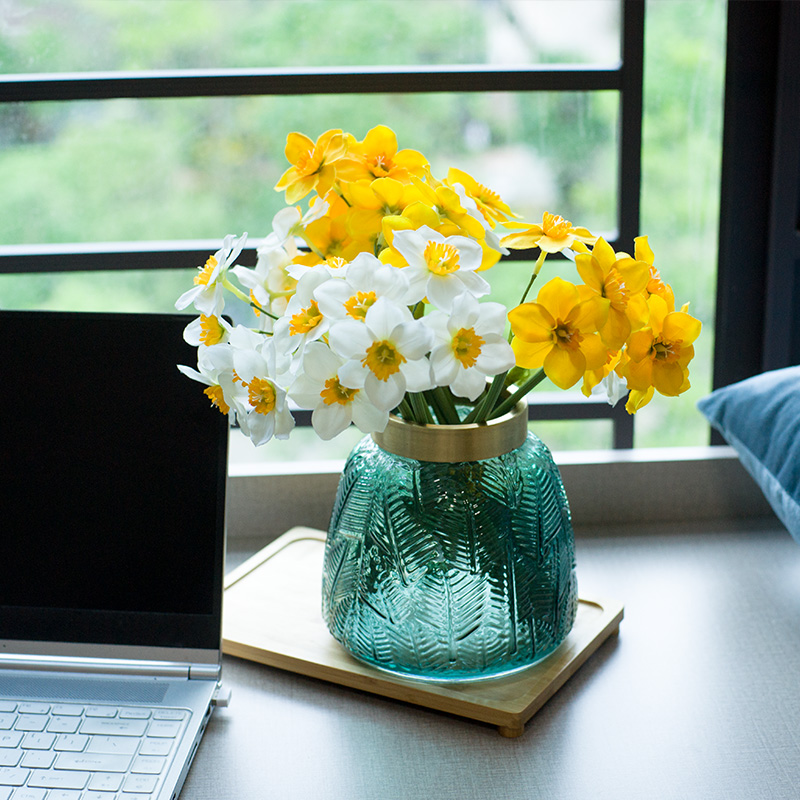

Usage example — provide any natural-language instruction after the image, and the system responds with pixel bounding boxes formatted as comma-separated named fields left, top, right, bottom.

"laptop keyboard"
left=0, top=700, right=189, bottom=800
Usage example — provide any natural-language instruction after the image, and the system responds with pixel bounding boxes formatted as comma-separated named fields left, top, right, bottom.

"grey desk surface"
left=184, top=520, right=800, bottom=800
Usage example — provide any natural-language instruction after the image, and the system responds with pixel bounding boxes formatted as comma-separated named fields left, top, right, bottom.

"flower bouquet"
left=176, top=125, right=701, bottom=680
left=176, top=124, right=701, bottom=444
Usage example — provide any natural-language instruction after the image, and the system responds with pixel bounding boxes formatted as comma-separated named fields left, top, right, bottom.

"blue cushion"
left=698, top=366, right=800, bottom=543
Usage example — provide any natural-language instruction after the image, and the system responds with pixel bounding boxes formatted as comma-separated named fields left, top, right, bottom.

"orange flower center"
left=289, top=300, right=323, bottom=335
left=424, top=241, right=460, bottom=276
left=362, top=339, right=406, bottom=381
left=553, top=320, right=583, bottom=351
left=203, top=385, right=229, bottom=415
left=199, top=314, right=225, bottom=345
left=344, top=290, right=378, bottom=321
left=247, top=378, right=277, bottom=415
left=542, top=212, right=573, bottom=239
left=194, top=255, right=218, bottom=286
left=653, top=337, right=682, bottom=362
left=603, top=269, right=630, bottom=311
left=451, top=327, right=485, bottom=368
left=295, top=150, right=322, bottom=177
left=320, top=377, right=359, bottom=406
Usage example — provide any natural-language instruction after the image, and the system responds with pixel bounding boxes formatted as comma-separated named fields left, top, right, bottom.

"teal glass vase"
left=321, top=402, right=578, bottom=681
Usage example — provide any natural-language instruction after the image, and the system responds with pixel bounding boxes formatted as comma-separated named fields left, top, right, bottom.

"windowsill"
left=225, top=445, right=777, bottom=544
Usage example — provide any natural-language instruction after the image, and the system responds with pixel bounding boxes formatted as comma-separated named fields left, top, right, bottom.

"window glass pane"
left=1, top=0, right=620, bottom=73
left=636, top=0, right=726, bottom=448
left=0, top=91, right=618, bottom=248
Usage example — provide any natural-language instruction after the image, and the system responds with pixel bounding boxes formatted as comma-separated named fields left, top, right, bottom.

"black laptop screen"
left=0, top=311, right=228, bottom=650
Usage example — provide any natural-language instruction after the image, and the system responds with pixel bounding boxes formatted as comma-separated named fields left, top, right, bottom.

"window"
left=0, top=0, right=728, bottom=458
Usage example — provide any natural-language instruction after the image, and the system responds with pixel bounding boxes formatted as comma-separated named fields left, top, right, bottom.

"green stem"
left=434, top=386, right=462, bottom=424
left=250, top=301, right=279, bottom=320
left=409, top=392, right=434, bottom=424
left=518, top=250, right=548, bottom=306
left=464, top=372, right=507, bottom=424
left=423, top=390, right=447, bottom=425
left=488, top=368, right=548, bottom=420
left=396, top=397, right=415, bottom=422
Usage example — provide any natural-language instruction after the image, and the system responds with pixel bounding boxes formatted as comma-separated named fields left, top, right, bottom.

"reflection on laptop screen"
left=1, top=311, right=227, bottom=650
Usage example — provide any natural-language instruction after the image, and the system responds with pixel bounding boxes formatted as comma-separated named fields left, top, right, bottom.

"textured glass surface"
left=322, top=432, right=578, bottom=681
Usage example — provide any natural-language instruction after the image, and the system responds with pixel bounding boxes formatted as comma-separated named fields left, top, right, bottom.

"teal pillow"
left=698, top=366, right=800, bottom=543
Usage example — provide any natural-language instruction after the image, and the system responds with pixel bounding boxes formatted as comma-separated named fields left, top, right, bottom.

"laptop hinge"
left=0, top=656, right=221, bottom=680
left=189, top=663, right=221, bottom=681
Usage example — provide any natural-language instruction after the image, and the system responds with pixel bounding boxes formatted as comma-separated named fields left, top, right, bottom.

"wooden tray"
left=223, top=527, right=623, bottom=737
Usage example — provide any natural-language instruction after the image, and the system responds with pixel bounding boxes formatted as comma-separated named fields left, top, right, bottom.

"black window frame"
left=0, top=0, right=646, bottom=449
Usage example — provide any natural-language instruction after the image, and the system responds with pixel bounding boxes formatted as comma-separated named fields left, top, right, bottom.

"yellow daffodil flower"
left=336, top=125, right=429, bottom=184
left=622, top=294, right=701, bottom=397
left=274, top=129, right=348, bottom=203
left=445, top=167, right=516, bottom=228
left=501, top=212, right=596, bottom=254
left=575, top=237, right=650, bottom=350
left=508, top=276, right=607, bottom=390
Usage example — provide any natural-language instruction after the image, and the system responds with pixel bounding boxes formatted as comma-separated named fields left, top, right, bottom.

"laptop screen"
left=0, top=310, right=228, bottom=652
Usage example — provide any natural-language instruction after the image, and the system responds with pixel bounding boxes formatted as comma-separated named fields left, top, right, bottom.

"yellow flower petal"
left=508, top=302, right=555, bottom=343
left=512, top=337, right=551, bottom=369
left=543, top=346, right=585, bottom=390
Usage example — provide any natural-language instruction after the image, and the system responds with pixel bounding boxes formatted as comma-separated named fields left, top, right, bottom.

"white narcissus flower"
left=175, top=233, right=247, bottom=315
left=314, top=251, right=409, bottom=323
left=271, top=266, right=335, bottom=359
left=425, top=293, right=516, bottom=401
left=329, top=296, right=434, bottom=412
left=182, top=314, right=233, bottom=348
left=231, top=331, right=295, bottom=446
left=390, top=225, right=490, bottom=310
left=177, top=342, right=248, bottom=420
left=290, top=341, right=389, bottom=440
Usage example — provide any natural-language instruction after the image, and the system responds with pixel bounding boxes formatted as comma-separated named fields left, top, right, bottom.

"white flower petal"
left=351, top=399, right=390, bottom=434
left=401, top=356, right=434, bottom=393
left=312, top=403, right=352, bottom=440
left=365, top=371, right=406, bottom=411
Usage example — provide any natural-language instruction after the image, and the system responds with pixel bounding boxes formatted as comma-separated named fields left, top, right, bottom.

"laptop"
left=0, top=310, right=229, bottom=800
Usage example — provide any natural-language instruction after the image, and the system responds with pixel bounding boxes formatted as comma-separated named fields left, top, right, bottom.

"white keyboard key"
left=46, top=717, right=80, bottom=735
left=145, top=721, right=180, bottom=738
left=79, top=719, right=147, bottom=737
left=13, top=717, right=46, bottom=733
left=152, top=709, right=186, bottom=721
left=9, top=789, right=46, bottom=800
left=0, top=753, right=19, bottom=769
left=27, top=769, right=90, bottom=790
left=55, top=752, right=132, bottom=773
left=53, top=735, right=88, bottom=753
left=84, top=707, right=117, bottom=719
left=21, top=733, right=55, bottom=751
left=19, top=751, right=55, bottom=769
left=49, top=706, right=83, bottom=717
left=131, top=755, right=166, bottom=775
left=0, top=704, right=16, bottom=714
left=0, top=787, right=10, bottom=800
left=118, top=708, right=151, bottom=720
left=87, top=772, right=123, bottom=792
left=0, top=766, right=28, bottom=786
left=83, top=793, right=115, bottom=800
left=86, top=736, right=139, bottom=757
left=138, top=739, right=172, bottom=757
left=122, top=795, right=155, bottom=800
left=0, top=716, right=15, bottom=732
left=47, top=791, right=83, bottom=800
left=123, top=773, right=158, bottom=793
left=0, top=734, right=22, bottom=749
left=16, top=704, right=48, bottom=716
